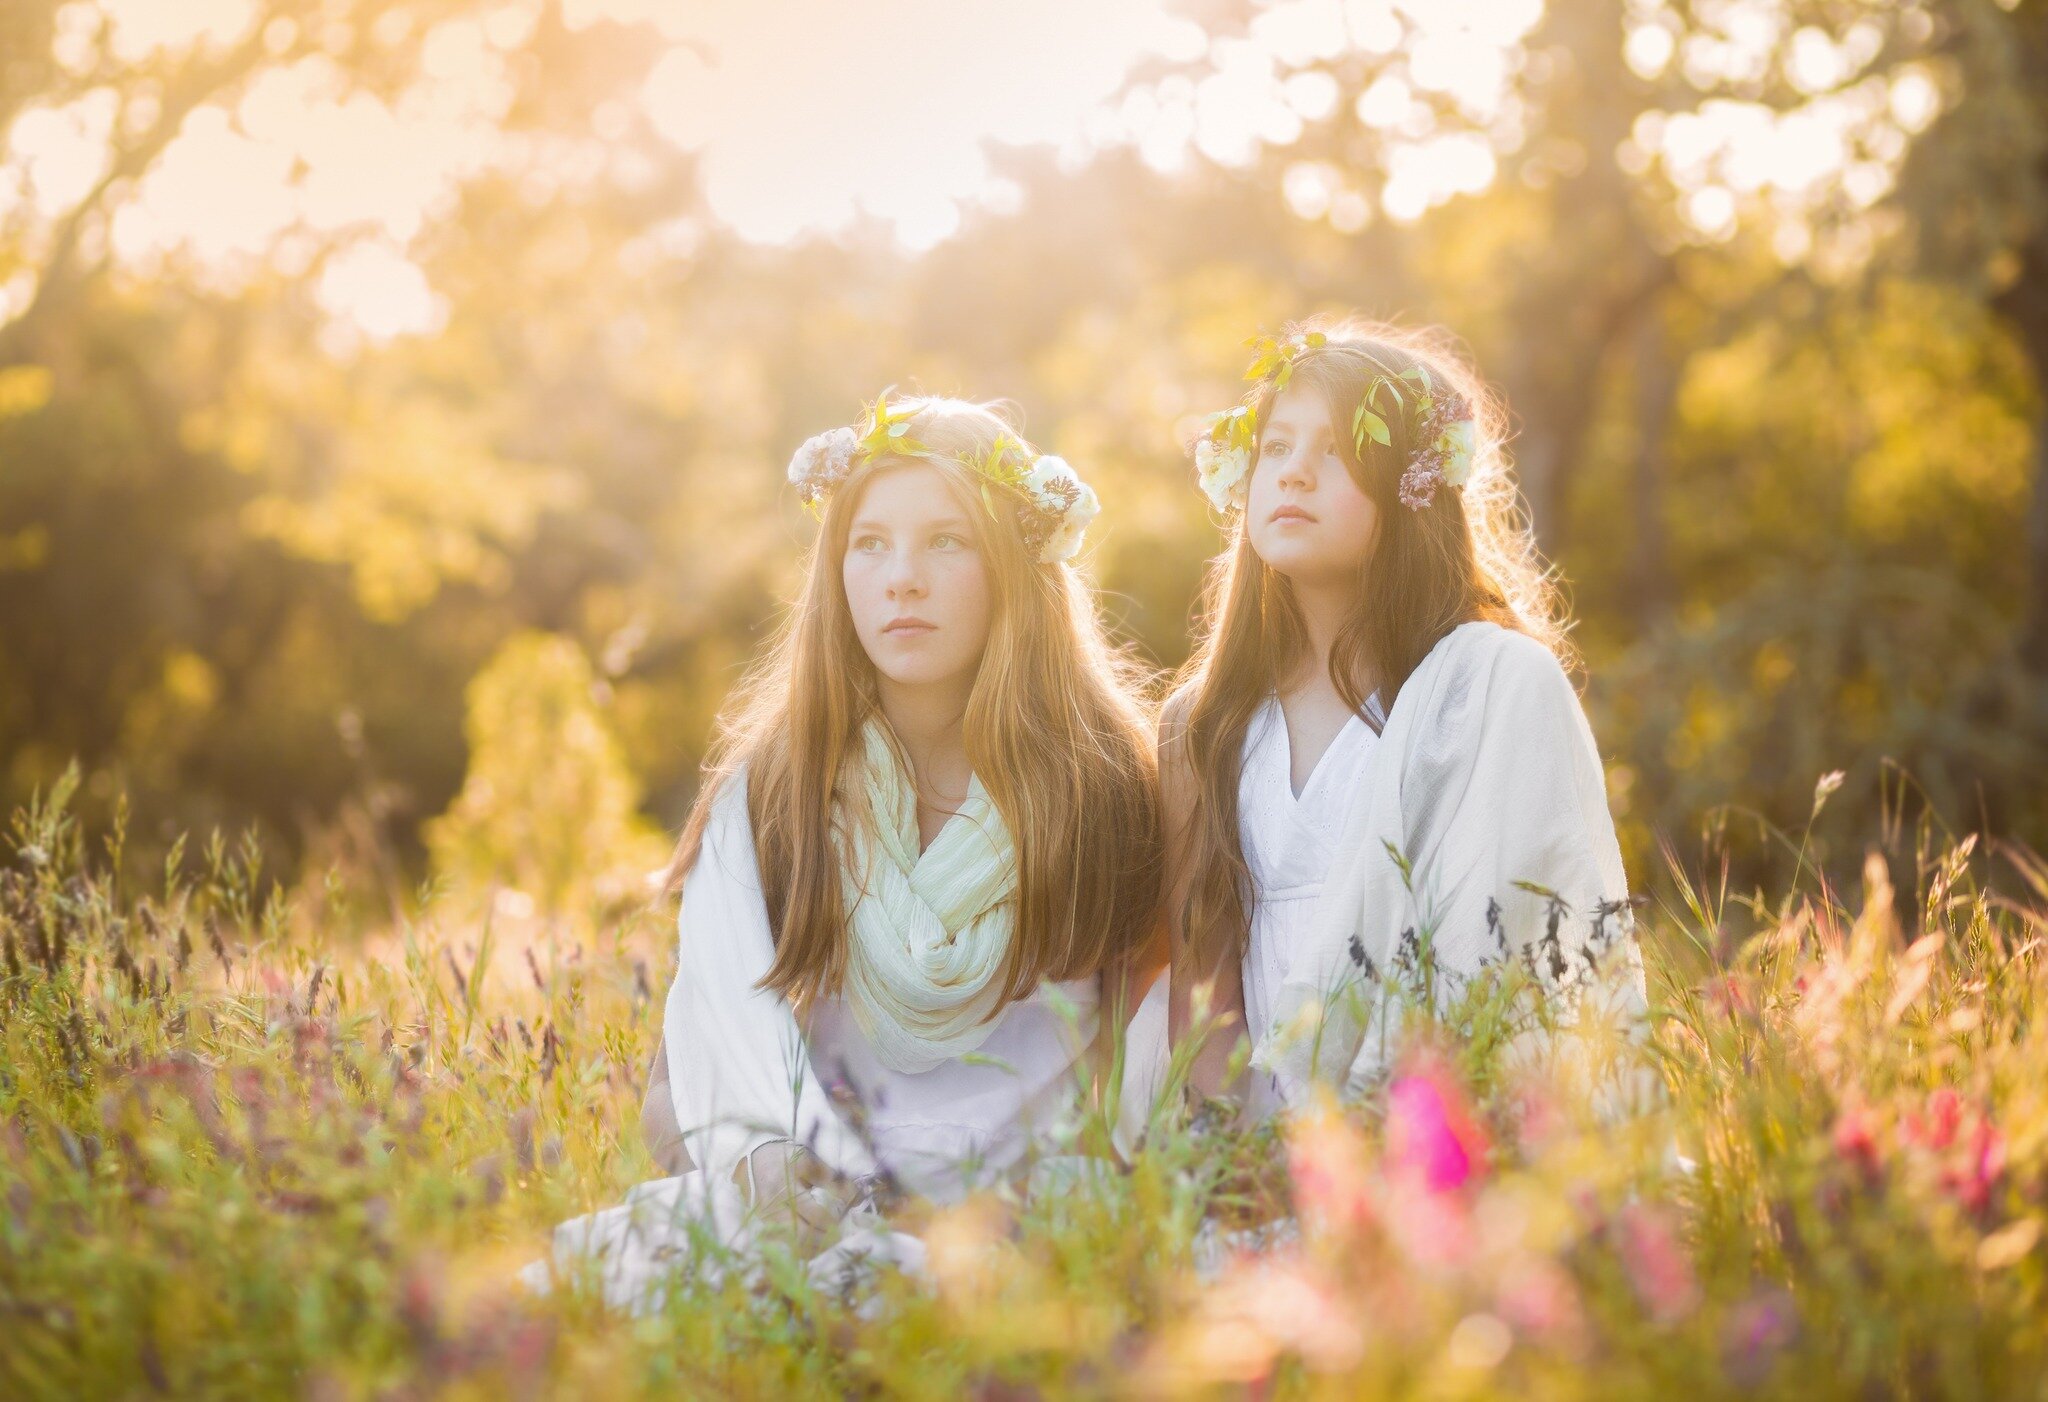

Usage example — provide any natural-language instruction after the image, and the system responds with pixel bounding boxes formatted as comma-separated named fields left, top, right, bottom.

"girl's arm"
left=1161, top=699, right=1249, bottom=1104
left=639, top=1033, right=693, bottom=1175
left=662, top=777, right=878, bottom=1193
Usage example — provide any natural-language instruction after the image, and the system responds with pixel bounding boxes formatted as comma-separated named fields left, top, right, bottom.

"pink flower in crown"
left=1385, top=1059, right=1489, bottom=1194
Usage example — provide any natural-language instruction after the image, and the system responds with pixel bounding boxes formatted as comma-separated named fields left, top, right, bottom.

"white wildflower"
left=1436, top=419, right=1478, bottom=488
left=1196, top=439, right=1252, bottom=512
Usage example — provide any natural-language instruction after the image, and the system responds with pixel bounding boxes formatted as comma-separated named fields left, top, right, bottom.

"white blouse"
left=668, top=773, right=1096, bottom=1203
left=1237, top=694, right=1381, bottom=1088
left=802, top=982, right=1097, bottom=1199
left=525, top=774, right=1100, bottom=1311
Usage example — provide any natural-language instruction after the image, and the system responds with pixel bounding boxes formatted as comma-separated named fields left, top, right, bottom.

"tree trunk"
left=1995, top=238, right=2048, bottom=675
left=1627, top=306, right=1680, bottom=628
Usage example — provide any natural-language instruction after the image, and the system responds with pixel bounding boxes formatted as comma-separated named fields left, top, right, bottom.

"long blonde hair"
left=666, top=395, right=1162, bottom=1010
left=1169, top=318, right=1569, bottom=959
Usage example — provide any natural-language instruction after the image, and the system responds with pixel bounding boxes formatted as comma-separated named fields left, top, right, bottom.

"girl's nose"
left=1276, top=448, right=1312, bottom=493
left=884, top=550, right=926, bottom=599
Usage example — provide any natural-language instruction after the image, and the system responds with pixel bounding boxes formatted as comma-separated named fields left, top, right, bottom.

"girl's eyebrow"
left=849, top=515, right=975, bottom=534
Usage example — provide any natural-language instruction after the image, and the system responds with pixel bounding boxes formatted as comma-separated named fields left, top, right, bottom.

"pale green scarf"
left=835, top=719, right=1019, bottom=1074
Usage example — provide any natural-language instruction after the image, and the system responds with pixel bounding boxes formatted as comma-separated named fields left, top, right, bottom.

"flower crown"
left=786, top=394, right=1101, bottom=563
left=1191, top=330, right=1479, bottom=514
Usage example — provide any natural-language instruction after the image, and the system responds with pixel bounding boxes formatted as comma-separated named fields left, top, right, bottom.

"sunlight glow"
left=0, top=0, right=1935, bottom=336
left=627, top=0, right=1187, bottom=248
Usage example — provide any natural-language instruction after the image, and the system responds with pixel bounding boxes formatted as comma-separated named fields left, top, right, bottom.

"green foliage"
left=424, top=632, right=664, bottom=919
left=5, top=779, right=2048, bottom=1395
left=0, top=0, right=2042, bottom=924
left=1595, top=561, right=2048, bottom=891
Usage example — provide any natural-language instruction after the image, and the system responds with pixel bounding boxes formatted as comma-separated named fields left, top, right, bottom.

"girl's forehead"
left=1262, top=384, right=1335, bottom=431
left=850, top=462, right=975, bottom=525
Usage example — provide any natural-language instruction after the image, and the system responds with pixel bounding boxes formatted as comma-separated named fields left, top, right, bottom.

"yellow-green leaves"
left=1241, top=329, right=1327, bottom=388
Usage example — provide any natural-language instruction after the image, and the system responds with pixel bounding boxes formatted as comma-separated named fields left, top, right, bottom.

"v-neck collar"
left=1263, top=693, right=1385, bottom=804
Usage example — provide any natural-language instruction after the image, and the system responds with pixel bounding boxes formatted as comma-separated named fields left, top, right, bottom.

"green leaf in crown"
left=855, top=393, right=931, bottom=465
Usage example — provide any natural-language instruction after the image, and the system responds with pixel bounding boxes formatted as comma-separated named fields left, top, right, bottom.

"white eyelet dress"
left=1237, top=693, right=1381, bottom=1113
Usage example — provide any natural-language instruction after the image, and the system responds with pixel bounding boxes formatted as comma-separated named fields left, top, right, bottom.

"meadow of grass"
left=3, top=763, right=2046, bottom=1400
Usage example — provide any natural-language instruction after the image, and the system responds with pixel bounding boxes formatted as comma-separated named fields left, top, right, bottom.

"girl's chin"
left=1253, top=540, right=1363, bottom=583
left=865, top=657, right=978, bottom=692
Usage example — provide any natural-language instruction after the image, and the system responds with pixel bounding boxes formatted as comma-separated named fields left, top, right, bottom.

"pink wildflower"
left=1831, top=1103, right=1883, bottom=1181
left=1286, top=1099, right=1375, bottom=1236
left=1496, top=1258, right=1586, bottom=1346
left=1905, top=1088, right=1963, bottom=1151
left=1386, top=1062, right=1489, bottom=1194
left=1616, top=1203, right=1699, bottom=1324
left=1941, top=1116, right=2006, bottom=1216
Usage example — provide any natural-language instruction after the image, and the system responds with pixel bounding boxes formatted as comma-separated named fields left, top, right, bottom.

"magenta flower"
left=1386, top=1064, right=1489, bottom=1194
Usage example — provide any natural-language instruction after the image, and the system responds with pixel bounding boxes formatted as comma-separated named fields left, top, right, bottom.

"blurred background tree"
left=0, top=0, right=2041, bottom=917
left=424, top=629, right=663, bottom=918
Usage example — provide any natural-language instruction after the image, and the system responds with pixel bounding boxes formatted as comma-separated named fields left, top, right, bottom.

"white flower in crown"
left=1023, top=453, right=1077, bottom=500
left=1195, top=437, right=1252, bottom=512
left=787, top=426, right=860, bottom=506
left=1040, top=479, right=1100, bottom=562
left=1436, top=417, right=1478, bottom=488
left=1024, top=454, right=1100, bottom=562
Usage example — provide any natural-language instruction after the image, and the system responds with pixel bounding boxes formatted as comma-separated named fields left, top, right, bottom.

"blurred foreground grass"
left=3, top=764, right=2047, bottom=1400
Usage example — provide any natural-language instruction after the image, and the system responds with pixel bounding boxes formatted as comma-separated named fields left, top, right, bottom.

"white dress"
left=664, top=772, right=1097, bottom=1199
left=1237, top=694, right=1381, bottom=1110
left=802, top=981, right=1098, bottom=1199
left=1252, top=623, right=1648, bottom=1102
left=524, top=774, right=1099, bottom=1310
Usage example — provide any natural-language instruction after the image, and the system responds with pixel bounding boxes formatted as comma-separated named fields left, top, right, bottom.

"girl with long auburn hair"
left=1163, top=318, right=1646, bottom=1115
left=529, top=393, right=1162, bottom=1307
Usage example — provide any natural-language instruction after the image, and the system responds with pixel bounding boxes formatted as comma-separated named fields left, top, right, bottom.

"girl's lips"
left=1270, top=505, right=1316, bottom=524
left=883, top=619, right=936, bottom=635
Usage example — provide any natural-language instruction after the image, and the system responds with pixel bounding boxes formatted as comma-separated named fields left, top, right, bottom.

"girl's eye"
left=1261, top=438, right=1289, bottom=459
left=853, top=535, right=885, bottom=553
left=933, top=533, right=972, bottom=551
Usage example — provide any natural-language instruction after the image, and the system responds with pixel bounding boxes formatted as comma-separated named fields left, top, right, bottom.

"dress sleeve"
left=662, top=775, right=879, bottom=1188
left=1255, top=628, right=1649, bottom=1105
left=1396, top=631, right=1647, bottom=1026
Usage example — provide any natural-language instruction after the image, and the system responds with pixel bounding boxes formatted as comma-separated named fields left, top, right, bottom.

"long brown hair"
left=665, top=395, right=1162, bottom=1011
left=1168, top=317, right=1569, bottom=961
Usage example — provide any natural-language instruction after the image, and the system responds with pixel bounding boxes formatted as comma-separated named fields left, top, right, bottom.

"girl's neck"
left=1284, top=576, right=1358, bottom=699
left=877, top=674, right=974, bottom=799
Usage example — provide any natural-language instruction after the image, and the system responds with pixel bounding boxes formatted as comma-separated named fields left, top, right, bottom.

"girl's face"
left=1247, top=384, right=1379, bottom=586
left=842, top=463, right=995, bottom=695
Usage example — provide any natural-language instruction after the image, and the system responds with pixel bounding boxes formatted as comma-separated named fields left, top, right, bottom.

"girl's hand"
left=744, top=1142, right=857, bottom=1254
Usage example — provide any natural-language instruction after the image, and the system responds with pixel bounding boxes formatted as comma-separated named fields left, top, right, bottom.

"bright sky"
left=0, top=0, right=1939, bottom=340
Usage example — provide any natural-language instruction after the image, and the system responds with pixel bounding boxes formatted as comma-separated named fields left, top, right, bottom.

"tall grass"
left=2, top=764, right=2045, bottom=1398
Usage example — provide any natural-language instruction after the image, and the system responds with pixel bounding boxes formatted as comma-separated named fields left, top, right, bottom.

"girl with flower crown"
left=526, top=394, right=1162, bottom=1308
left=1160, top=319, right=1647, bottom=1117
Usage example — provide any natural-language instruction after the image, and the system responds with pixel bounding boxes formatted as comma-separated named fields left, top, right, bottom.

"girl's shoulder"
left=684, top=761, right=765, bottom=892
left=1433, top=620, right=1576, bottom=699
left=712, top=765, right=755, bottom=832
left=1399, top=622, right=1582, bottom=756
